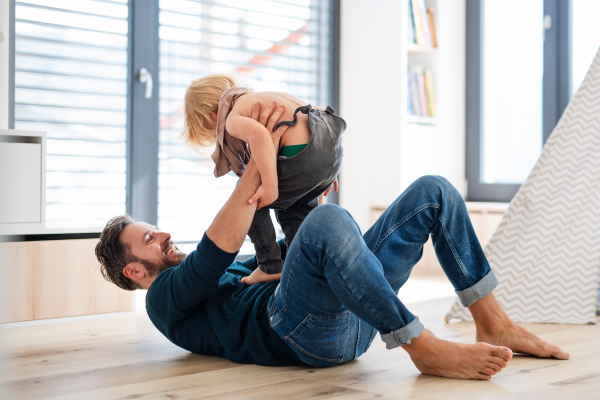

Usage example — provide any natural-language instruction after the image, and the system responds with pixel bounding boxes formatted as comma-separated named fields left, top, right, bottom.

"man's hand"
left=252, top=100, right=294, bottom=150
left=319, top=178, right=339, bottom=205
left=241, top=267, right=281, bottom=286
left=324, top=178, right=339, bottom=197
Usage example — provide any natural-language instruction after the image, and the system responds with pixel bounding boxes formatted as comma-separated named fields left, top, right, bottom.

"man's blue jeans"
left=267, top=176, right=498, bottom=367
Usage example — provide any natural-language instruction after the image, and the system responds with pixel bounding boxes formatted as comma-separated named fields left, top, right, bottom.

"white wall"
left=0, top=0, right=9, bottom=129
left=338, top=0, right=404, bottom=231
left=339, top=0, right=466, bottom=231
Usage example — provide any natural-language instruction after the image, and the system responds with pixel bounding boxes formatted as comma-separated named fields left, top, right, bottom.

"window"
left=466, top=0, right=572, bottom=202
left=13, top=0, right=129, bottom=229
left=157, top=0, right=333, bottom=253
left=572, top=0, right=600, bottom=95
left=8, top=0, right=337, bottom=239
left=481, top=0, right=543, bottom=185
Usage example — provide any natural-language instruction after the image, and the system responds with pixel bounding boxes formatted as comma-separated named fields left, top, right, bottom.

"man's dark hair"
left=95, top=215, right=141, bottom=291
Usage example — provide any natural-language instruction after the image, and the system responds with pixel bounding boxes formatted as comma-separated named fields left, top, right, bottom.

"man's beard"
left=142, top=245, right=187, bottom=278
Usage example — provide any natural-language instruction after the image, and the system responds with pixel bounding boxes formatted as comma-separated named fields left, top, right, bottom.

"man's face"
left=120, top=222, right=187, bottom=277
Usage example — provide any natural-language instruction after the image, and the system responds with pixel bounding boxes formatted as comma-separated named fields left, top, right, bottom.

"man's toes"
left=487, top=362, right=503, bottom=372
left=497, top=359, right=508, bottom=368
left=477, top=373, right=491, bottom=380
left=481, top=367, right=496, bottom=376
left=551, top=348, right=570, bottom=360
left=537, top=342, right=567, bottom=359
left=490, top=346, right=513, bottom=361
left=489, top=356, right=508, bottom=368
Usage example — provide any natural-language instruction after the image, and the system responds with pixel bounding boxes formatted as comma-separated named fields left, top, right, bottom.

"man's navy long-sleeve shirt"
left=145, top=233, right=304, bottom=366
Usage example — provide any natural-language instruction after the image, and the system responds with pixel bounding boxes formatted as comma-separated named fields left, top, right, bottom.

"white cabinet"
left=0, top=129, right=46, bottom=234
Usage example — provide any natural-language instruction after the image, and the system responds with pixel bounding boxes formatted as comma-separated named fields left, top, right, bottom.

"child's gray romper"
left=212, top=88, right=346, bottom=274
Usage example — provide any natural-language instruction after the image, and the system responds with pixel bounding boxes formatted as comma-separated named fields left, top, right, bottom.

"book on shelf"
left=408, top=1, right=416, bottom=44
left=417, top=0, right=432, bottom=46
left=407, top=66, right=436, bottom=118
left=410, top=0, right=425, bottom=46
left=427, top=8, right=438, bottom=47
left=408, top=72, right=421, bottom=116
left=416, top=68, right=428, bottom=118
left=407, top=75, right=414, bottom=117
left=408, top=0, right=437, bottom=48
left=424, top=70, right=436, bottom=117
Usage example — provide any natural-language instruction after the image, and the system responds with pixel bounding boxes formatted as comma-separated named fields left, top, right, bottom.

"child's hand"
left=248, top=184, right=278, bottom=209
left=241, top=268, right=281, bottom=286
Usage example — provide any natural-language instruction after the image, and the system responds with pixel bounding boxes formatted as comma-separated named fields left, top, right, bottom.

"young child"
left=183, top=74, right=345, bottom=283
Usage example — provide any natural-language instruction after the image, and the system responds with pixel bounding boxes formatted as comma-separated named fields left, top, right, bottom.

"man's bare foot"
left=403, top=329, right=513, bottom=380
left=469, top=293, right=570, bottom=360
left=476, top=319, right=570, bottom=360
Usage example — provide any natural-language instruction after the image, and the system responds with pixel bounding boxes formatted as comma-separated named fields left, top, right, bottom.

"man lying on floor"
left=95, top=102, right=569, bottom=380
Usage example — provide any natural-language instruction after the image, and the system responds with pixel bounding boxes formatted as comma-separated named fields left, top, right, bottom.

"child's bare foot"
left=240, top=268, right=281, bottom=286
left=476, top=319, right=570, bottom=360
left=403, top=329, right=513, bottom=380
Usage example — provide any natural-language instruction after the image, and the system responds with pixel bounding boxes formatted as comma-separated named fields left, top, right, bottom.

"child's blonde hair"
left=182, top=73, right=250, bottom=149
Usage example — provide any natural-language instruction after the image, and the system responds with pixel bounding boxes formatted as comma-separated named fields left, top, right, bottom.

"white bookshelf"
left=340, top=0, right=466, bottom=230
left=406, top=115, right=437, bottom=125
left=406, top=43, right=438, bottom=55
left=396, top=0, right=467, bottom=197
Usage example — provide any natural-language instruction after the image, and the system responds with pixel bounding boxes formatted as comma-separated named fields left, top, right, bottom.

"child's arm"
left=206, top=101, right=287, bottom=253
left=226, top=106, right=286, bottom=207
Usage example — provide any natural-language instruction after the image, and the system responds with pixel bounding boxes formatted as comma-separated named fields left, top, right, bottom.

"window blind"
left=13, top=0, right=129, bottom=229
left=157, top=0, right=332, bottom=253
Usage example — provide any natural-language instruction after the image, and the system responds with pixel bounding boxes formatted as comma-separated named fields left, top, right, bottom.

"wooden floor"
left=1, top=297, right=599, bottom=400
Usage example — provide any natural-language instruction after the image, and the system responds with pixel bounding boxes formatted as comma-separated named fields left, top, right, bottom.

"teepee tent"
left=446, top=49, right=600, bottom=324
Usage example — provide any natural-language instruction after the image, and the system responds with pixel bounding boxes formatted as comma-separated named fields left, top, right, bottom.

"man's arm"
left=206, top=158, right=261, bottom=253
left=206, top=101, right=290, bottom=253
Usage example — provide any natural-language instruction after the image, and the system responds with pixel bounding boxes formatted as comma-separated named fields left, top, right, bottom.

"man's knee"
left=305, top=204, right=355, bottom=231
left=300, top=204, right=362, bottom=246
left=413, top=175, right=462, bottom=203
left=414, top=175, right=452, bottom=191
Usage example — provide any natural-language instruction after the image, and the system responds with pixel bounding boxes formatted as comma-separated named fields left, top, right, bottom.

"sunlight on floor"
left=398, top=275, right=456, bottom=304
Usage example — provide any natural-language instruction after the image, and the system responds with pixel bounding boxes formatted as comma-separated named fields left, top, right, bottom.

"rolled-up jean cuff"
left=380, top=316, right=424, bottom=349
left=456, top=269, right=499, bottom=307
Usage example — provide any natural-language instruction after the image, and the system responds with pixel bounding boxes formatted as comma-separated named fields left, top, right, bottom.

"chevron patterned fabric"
left=445, top=49, right=600, bottom=324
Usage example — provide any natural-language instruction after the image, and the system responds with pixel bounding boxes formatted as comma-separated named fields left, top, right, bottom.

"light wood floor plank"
left=2, top=354, right=238, bottom=398
left=42, top=365, right=300, bottom=400
left=0, top=387, right=35, bottom=400
left=1, top=335, right=189, bottom=381
left=2, top=297, right=598, bottom=400
left=199, top=378, right=380, bottom=400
